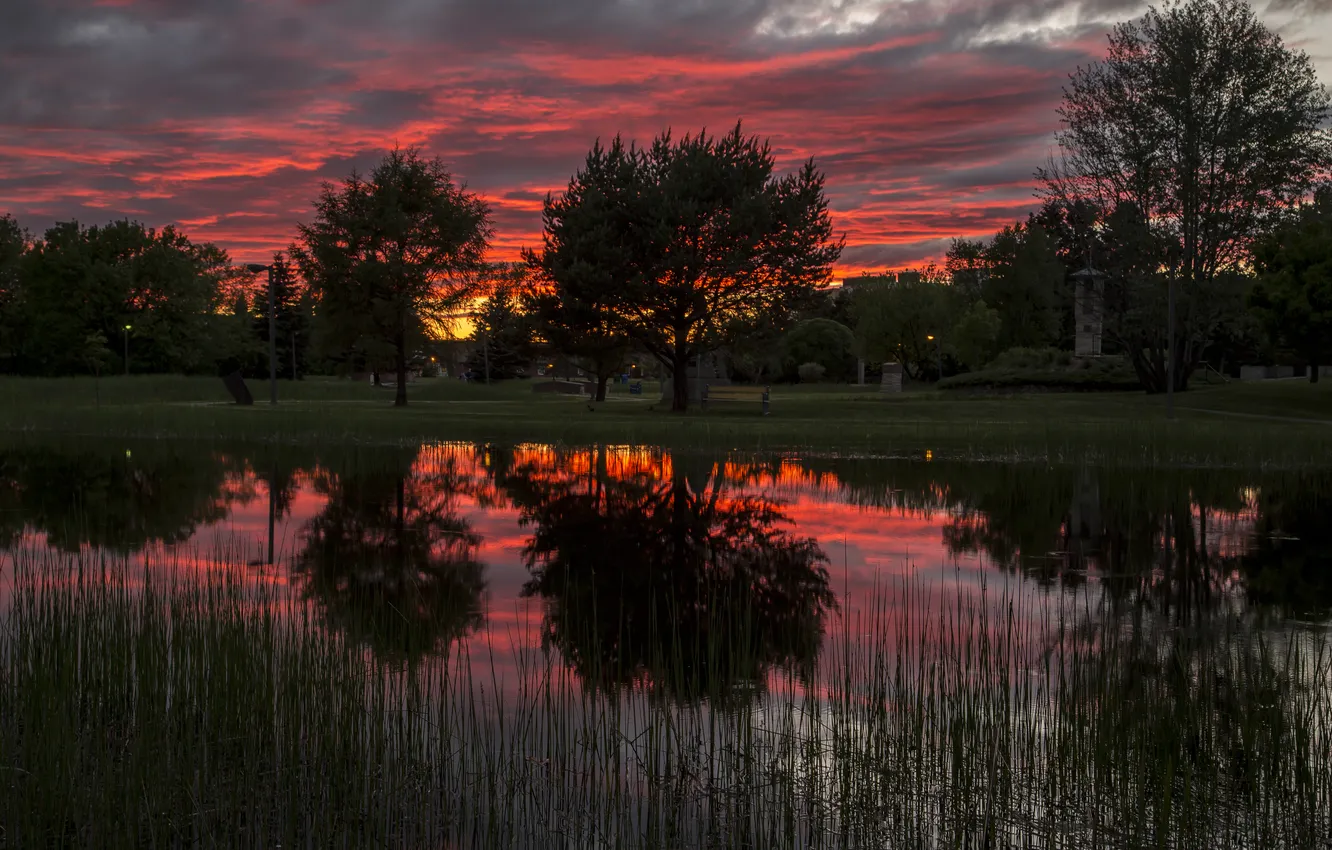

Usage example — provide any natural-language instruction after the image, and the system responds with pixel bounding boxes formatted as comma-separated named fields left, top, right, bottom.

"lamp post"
left=122, top=324, right=131, bottom=376
left=927, top=334, right=942, bottom=382
left=245, top=263, right=278, bottom=406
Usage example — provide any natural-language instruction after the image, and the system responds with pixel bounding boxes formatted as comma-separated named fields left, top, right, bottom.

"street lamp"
left=927, top=334, right=942, bottom=382
left=245, top=263, right=278, bottom=406
left=123, top=324, right=132, bottom=376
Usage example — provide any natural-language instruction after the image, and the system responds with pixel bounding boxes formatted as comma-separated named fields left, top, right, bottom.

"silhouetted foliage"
left=1042, top=0, right=1332, bottom=392
left=536, top=125, right=841, bottom=411
left=1251, top=188, right=1332, bottom=382
left=293, top=147, right=492, bottom=405
left=9, top=220, right=230, bottom=375
left=295, top=459, right=486, bottom=664
left=493, top=447, right=836, bottom=700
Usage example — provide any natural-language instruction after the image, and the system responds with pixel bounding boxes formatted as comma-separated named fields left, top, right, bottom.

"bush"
left=939, top=353, right=1140, bottom=392
left=797, top=362, right=827, bottom=383
left=988, top=347, right=1073, bottom=370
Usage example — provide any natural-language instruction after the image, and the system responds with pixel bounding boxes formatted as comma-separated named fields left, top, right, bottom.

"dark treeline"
left=1, top=0, right=1328, bottom=401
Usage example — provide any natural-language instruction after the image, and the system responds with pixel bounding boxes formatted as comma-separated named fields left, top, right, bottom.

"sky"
left=2, top=0, right=1330, bottom=278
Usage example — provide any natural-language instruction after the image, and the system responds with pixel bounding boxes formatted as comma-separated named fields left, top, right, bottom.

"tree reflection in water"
left=295, top=451, right=486, bottom=665
left=492, top=446, right=837, bottom=700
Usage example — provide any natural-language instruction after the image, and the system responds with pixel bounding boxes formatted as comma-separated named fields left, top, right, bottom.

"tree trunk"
left=596, top=373, right=609, bottom=402
left=671, top=347, right=690, bottom=413
left=394, top=330, right=408, bottom=407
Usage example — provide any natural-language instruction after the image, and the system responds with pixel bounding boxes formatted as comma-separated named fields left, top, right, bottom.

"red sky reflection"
left=3, top=1, right=1328, bottom=277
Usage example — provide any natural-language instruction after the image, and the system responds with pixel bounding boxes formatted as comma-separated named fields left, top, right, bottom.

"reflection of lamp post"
left=245, top=263, right=278, bottom=406
left=1166, top=274, right=1176, bottom=421
left=122, top=324, right=132, bottom=376
left=927, top=334, right=942, bottom=382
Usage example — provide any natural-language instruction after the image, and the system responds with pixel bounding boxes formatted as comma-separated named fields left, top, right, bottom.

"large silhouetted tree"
left=536, top=125, right=841, bottom=411
left=1042, top=0, right=1332, bottom=392
left=293, top=148, right=492, bottom=406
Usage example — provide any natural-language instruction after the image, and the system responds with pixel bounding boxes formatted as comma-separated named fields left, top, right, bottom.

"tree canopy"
left=533, top=124, right=841, bottom=410
left=1251, top=189, right=1332, bottom=382
left=293, top=147, right=492, bottom=406
left=1043, top=0, right=1332, bottom=392
left=10, top=219, right=228, bottom=376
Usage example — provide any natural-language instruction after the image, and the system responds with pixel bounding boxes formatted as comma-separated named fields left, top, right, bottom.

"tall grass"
left=1, top=548, right=1328, bottom=848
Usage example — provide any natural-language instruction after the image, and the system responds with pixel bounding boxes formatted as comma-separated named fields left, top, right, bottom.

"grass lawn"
left=1, top=374, right=1329, bottom=467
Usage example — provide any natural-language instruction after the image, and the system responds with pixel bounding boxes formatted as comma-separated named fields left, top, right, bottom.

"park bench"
left=702, top=384, right=770, bottom=415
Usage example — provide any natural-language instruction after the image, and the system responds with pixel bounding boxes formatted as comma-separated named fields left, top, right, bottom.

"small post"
left=122, top=324, right=131, bottom=376
left=762, top=386, right=770, bottom=416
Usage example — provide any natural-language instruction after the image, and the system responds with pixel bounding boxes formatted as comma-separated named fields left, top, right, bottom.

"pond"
left=1, top=439, right=1329, bottom=847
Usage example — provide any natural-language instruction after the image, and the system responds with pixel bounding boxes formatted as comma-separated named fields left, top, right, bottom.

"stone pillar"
left=881, top=362, right=903, bottom=393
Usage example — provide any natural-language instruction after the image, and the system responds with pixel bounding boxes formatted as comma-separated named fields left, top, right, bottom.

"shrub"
left=939, top=354, right=1140, bottom=392
left=797, top=362, right=827, bottom=383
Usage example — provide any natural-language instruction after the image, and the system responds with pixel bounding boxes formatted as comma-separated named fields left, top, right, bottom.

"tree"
left=465, top=282, right=534, bottom=382
left=1042, top=0, right=1331, bottom=392
left=851, top=268, right=955, bottom=380
left=951, top=299, right=1002, bottom=370
left=780, top=318, right=856, bottom=382
left=1251, top=189, right=1332, bottom=382
left=945, top=238, right=988, bottom=303
left=0, top=215, right=25, bottom=371
left=982, top=223, right=1065, bottom=351
left=15, top=220, right=226, bottom=375
left=250, top=253, right=310, bottom=380
left=293, top=147, right=492, bottom=406
left=525, top=142, right=637, bottom=401
left=536, top=125, right=841, bottom=411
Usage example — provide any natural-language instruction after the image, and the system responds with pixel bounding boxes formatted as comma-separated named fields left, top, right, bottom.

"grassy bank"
left=1, top=548, right=1326, bottom=847
left=1, top=374, right=1330, bottom=467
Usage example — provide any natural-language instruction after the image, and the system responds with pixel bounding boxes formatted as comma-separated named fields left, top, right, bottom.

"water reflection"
left=0, top=444, right=240, bottom=553
left=294, top=450, right=487, bottom=664
left=2, top=440, right=1330, bottom=660
left=491, top=445, right=836, bottom=698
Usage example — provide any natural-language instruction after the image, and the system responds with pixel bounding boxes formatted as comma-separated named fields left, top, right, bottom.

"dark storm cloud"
left=0, top=0, right=1327, bottom=270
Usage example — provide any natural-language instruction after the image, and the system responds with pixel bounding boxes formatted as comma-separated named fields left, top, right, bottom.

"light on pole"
left=927, top=334, right=942, bottom=382
left=246, top=263, right=278, bottom=406
left=123, top=324, right=132, bottom=376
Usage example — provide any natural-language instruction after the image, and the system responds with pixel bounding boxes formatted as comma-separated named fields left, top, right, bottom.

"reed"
left=1, top=547, right=1327, bottom=847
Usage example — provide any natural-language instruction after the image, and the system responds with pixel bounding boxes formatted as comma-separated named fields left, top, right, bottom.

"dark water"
left=3, top=438, right=1329, bottom=673
left=3, top=439, right=1331, bottom=846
